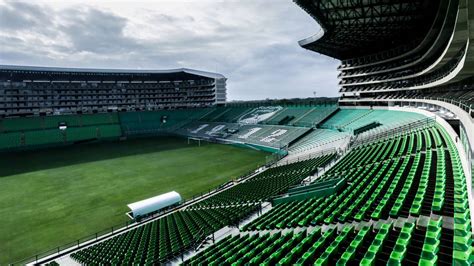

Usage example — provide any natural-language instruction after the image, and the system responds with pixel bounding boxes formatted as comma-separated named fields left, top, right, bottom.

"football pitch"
left=0, top=137, right=267, bottom=264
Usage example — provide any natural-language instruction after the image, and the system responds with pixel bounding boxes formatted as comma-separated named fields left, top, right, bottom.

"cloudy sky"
left=0, top=0, right=340, bottom=100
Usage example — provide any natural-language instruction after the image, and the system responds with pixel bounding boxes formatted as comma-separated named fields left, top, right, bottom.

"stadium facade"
left=296, top=0, right=473, bottom=98
left=296, top=0, right=473, bottom=187
left=0, top=65, right=227, bottom=117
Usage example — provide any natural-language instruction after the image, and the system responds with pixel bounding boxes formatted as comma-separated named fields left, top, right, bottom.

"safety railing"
left=350, top=117, right=436, bottom=148
left=274, top=147, right=338, bottom=167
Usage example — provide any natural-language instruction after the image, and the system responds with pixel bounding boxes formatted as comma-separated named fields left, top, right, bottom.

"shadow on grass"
left=0, top=136, right=197, bottom=177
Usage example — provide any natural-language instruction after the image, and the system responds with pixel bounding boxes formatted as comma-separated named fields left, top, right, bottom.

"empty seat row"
left=207, top=107, right=253, bottom=123
left=440, top=126, right=473, bottom=264
left=191, top=154, right=336, bottom=208
left=188, top=219, right=463, bottom=265
left=324, top=126, right=441, bottom=179
left=321, top=109, right=426, bottom=136
left=263, top=107, right=315, bottom=125
left=288, top=129, right=349, bottom=154
left=291, top=106, right=337, bottom=127
left=70, top=205, right=257, bottom=265
left=244, top=126, right=459, bottom=230
left=119, top=109, right=209, bottom=136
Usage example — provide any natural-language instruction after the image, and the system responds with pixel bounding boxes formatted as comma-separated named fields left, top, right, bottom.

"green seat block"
left=453, top=249, right=471, bottom=265
left=423, top=239, right=440, bottom=251
left=314, top=258, right=327, bottom=266
left=298, top=251, right=311, bottom=264
left=419, top=252, right=437, bottom=265
left=453, top=235, right=471, bottom=250
left=337, top=252, right=352, bottom=265
left=278, top=257, right=291, bottom=265
left=360, top=253, right=375, bottom=266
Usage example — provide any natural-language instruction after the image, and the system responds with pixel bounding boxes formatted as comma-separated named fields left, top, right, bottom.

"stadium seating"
left=242, top=126, right=467, bottom=230
left=190, top=153, right=336, bottom=207
left=14, top=108, right=469, bottom=265
left=263, top=107, right=315, bottom=125
left=70, top=205, right=257, bottom=264
left=291, top=105, right=338, bottom=127
left=324, top=126, right=438, bottom=175
left=321, top=109, right=373, bottom=130
left=188, top=219, right=457, bottom=265
left=119, top=109, right=209, bottom=136
left=288, top=129, right=349, bottom=154
left=371, top=85, right=474, bottom=117
left=320, top=109, right=426, bottom=134
left=440, top=126, right=473, bottom=265
left=424, top=85, right=474, bottom=112
left=202, top=107, right=253, bottom=123
left=198, top=108, right=223, bottom=121
left=215, top=107, right=251, bottom=122
left=340, top=42, right=468, bottom=93
left=0, top=105, right=345, bottom=151
left=178, top=122, right=310, bottom=149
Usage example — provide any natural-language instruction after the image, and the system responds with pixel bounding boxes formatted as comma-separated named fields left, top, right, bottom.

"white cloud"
left=0, top=0, right=340, bottom=100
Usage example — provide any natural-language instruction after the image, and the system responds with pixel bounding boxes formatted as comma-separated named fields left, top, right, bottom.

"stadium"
left=0, top=0, right=472, bottom=265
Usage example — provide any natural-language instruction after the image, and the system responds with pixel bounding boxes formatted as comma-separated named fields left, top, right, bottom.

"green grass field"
left=0, top=137, right=267, bottom=264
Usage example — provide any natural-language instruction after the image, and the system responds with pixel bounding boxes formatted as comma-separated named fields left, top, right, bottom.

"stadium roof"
left=0, top=65, right=225, bottom=81
left=295, top=0, right=440, bottom=60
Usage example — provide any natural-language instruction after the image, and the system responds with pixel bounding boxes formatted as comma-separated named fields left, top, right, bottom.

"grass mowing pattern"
left=0, top=137, right=267, bottom=264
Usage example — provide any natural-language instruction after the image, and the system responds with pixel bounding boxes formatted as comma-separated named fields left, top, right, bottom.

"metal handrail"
left=350, top=117, right=436, bottom=148
left=274, top=147, right=338, bottom=167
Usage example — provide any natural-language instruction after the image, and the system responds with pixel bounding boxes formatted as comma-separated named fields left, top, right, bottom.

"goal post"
left=187, top=137, right=202, bottom=147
